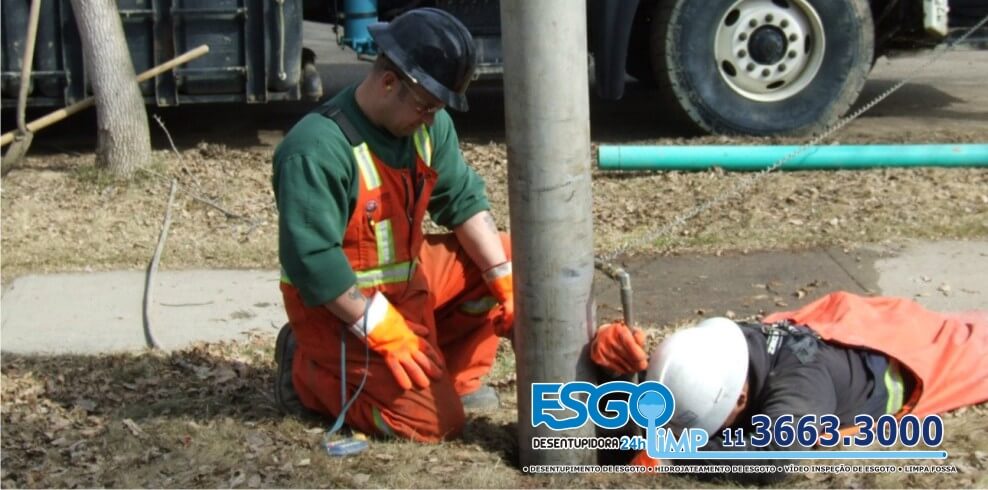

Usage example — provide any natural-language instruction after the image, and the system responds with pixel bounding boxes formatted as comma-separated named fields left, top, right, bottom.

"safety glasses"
left=399, top=78, right=443, bottom=115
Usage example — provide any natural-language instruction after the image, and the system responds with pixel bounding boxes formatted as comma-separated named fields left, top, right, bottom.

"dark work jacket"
left=679, top=321, right=895, bottom=484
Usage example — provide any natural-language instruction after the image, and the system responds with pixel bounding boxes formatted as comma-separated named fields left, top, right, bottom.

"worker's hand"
left=484, top=262, right=514, bottom=337
left=351, top=292, right=445, bottom=390
left=629, top=450, right=663, bottom=469
left=590, top=321, right=648, bottom=375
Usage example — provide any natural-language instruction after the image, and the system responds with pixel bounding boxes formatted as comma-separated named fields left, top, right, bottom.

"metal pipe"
left=594, top=259, right=634, bottom=328
left=502, top=0, right=597, bottom=467
left=598, top=144, right=988, bottom=171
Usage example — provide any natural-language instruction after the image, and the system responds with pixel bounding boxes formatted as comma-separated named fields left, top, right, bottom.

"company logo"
left=532, top=381, right=709, bottom=457
left=530, top=381, right=951, bottom=463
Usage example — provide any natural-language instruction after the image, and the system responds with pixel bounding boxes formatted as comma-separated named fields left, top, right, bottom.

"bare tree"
left=69, top=0, right=151, bottom=177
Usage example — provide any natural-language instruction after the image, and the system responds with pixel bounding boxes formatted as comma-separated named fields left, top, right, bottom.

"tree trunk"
left=69, top=0, right=151, bottom=177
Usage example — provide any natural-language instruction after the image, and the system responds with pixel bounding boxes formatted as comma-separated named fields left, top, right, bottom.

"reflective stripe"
left=413, top=126, right=432, bottom=168
left=884, top=360, right=905, bottom=414
left=283, top=264, right=411, bottom=291
left=765, top=330, right=782, bottom=355
left=371, top=406, right=394, bottom=437
left=348, top=291, right=387, bottom=339
left=459, top=296, right=498, bottom=315
left=353, top=143, right=381, bottom=190
left=354, top=261, right=415, bottom=289
left=374, top=219, right=396, bottom=265
left=483, top=262, right=512, bottom=282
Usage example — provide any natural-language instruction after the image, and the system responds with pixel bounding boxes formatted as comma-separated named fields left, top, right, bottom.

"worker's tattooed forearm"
left=483, top=212, right=499, bottom=234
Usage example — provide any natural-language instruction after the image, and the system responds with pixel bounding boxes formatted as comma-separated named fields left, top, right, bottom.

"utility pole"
left=501, top=0, right=597, bottom=467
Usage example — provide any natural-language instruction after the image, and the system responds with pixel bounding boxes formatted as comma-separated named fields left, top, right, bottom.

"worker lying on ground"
left=271, top=9, right=513, bottom=442
left=591, top=291, right=988, bottom=483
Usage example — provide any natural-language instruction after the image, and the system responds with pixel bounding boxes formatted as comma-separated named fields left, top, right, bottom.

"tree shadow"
left=1, top=345, right=282, bottom=424
left=460, top=414, right=520, bottom=468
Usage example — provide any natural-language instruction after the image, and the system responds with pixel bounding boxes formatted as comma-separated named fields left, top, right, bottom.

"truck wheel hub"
left=749, top=26, right=787, bottom=64
left=714, top=0, right=827, bottom=102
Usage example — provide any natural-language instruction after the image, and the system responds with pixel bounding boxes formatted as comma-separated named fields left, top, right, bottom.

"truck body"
left=1, top=0, right=985, bottom=136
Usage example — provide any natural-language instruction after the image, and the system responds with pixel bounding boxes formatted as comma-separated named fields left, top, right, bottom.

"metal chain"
left=598, top=14, right=988, bottom=264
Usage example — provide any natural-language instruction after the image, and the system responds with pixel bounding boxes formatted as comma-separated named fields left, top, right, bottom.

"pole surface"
left=501, top=0, right=597, bottom=467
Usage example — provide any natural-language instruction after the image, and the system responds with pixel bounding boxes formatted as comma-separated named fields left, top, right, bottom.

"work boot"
left=460, top=385, right=500, bottom=412
left=274, top=323, right=313, bottom=418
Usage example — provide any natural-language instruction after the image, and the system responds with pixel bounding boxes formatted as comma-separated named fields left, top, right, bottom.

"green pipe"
left=598, top=144, right=988, bottom=171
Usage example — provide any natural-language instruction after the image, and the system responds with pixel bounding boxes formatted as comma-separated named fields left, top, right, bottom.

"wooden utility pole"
left=69, top=0, right=151, bottom=177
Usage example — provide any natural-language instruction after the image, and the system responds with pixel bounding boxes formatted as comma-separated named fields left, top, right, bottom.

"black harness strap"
left=318, top=103, right=364, bottom=147
left=758, top=320, right=822, bottom=364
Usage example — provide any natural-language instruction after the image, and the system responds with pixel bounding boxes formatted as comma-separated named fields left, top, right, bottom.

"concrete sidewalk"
left=2, top=240, right=985, bottom=355
left=594, top=239, right=987, bottom=327
left=1, top=270, right=285, bottom=354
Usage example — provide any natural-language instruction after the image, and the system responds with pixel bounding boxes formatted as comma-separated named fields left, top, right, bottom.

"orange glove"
left=484, top=262, right=514, bottom=337
left=590, top=321, right=648, bottom=375
left=630, top=450, right=663, bottom=468
left=351, top=292, right=445, bottom=390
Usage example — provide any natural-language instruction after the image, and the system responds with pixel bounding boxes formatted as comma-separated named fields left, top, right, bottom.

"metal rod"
left=502, top=0, right=597, bottom=467
left=594, top=259, right=634, bottom=327
left=1, top=45, right=210, bottom=147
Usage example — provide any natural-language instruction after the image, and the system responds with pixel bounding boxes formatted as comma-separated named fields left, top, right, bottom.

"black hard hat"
left=368, top=8, right=477, bottom=111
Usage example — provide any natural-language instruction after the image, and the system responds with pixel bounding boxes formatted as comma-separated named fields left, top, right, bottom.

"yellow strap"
left=413, top=125, right=432, bottom=168
left=282, top=261, right=413, bottom=289
left=353, top=143, right=381, bottom=190
left=354, top=261, right=416, bottom=289
left=459, top=296, right=498, bottom=315
left=884, top=360, right=905, bottom=414
left=371, top=406, right=394, bottom=437
left=374, top=219, right=396, bottom=265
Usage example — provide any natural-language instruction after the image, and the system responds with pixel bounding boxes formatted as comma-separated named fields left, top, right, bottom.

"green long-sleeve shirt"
left=273, top=85, right=490, bottom=307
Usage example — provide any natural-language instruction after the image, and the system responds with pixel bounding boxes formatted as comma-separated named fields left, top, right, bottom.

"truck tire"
left=651, top=0, right=874, bottom=136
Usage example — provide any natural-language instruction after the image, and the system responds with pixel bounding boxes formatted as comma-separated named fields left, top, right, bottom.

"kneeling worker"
left=591, top=292, right=988, bottom=482
left=272, top=9, right=513, bottom=442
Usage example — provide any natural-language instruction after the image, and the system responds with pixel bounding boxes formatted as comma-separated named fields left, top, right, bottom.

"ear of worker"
left=591, top=322, right=649, bottom=375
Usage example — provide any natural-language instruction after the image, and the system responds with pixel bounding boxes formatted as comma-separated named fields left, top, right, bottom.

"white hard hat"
left=645, top=317, right=749, bottom=434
